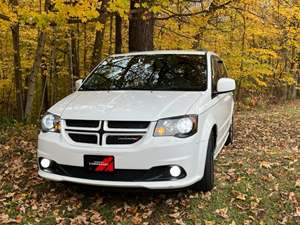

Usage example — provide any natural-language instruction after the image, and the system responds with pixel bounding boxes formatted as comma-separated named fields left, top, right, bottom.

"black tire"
left=225, top=119, right=234, bottom=146
left=193, top=132, right=215, bottom=192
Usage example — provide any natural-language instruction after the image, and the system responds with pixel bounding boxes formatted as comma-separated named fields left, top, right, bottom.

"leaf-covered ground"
left=0, top=100, right=299, bottom=225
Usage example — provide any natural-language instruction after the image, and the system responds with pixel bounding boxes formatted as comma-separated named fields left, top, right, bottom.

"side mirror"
left=75, top=79, right=83, bottom=91
left=216, top=78, right=236, bottom=94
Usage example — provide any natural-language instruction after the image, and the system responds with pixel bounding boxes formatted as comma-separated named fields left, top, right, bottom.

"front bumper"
left=38, top=170, right=202, bottom=189
left=38, top=131, right=208, bottom=189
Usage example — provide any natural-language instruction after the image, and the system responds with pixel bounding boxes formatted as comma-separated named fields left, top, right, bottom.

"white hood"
left=48, top=91, right=203, bottom=121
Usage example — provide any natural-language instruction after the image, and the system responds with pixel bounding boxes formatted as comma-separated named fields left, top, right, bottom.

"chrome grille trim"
left=63, top=120, right=102, bottom=131
left=65, top=131, right=100, bottom=145
left=65, top=119, right=100, bottom=128
left=103, top=121, right=149, bottom=133
left=102, top=133, right=144, bottom=145
left=63, top=120, right=150, bottom=145
left=107, top=121, right=150, bottom=129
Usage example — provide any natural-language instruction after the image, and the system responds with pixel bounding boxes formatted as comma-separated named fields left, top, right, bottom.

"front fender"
left=198, top=112, right=217, bottom=142
left=193, top=113, right=217, bottom=180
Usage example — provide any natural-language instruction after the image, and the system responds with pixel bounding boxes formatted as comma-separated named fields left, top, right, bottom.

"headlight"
left=41, top=113, right=61, bottom=133
left=154, top=115, right=198, bottom=138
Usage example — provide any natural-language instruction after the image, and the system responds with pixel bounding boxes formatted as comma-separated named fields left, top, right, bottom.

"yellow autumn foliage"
left=0, top=0, right=299, bottom=117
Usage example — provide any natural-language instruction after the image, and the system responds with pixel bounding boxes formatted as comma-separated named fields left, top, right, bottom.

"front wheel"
left=193, top=132, right=215, bottom=192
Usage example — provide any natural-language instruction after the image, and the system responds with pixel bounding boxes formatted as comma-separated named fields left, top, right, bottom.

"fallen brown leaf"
left=215, top=208, right=229, bottom=219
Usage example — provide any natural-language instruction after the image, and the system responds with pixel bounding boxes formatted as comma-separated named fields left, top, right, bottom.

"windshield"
left=79, top=54, right=207, bottom=91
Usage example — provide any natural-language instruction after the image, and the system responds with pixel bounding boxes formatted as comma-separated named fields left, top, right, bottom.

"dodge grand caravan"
left=38, top=50, right=236, bottom=191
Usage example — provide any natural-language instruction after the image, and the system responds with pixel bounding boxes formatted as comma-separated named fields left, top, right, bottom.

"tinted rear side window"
left=211, top=56, right=228, bottom=91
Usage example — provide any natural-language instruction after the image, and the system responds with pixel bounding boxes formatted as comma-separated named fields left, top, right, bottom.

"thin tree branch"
left=155, top=1, right=232, bottom=20
left=0, top=13, right=10, bottom=21
left=155, top=24, right=193, bottom=40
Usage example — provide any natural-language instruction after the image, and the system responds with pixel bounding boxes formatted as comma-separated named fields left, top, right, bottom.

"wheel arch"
left=211, top=124, right=217, bottom=151
left=198, top=113, right=217, bottom=143
left=194, top=122, right=217, bottom=190
left=195, top=114, right=218, bottom=179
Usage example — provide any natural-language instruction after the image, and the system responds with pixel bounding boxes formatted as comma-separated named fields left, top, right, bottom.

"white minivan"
left=38, top=50, right=235, bottom=191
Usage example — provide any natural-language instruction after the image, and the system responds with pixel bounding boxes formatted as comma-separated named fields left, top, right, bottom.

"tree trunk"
left=9, top=0, right=24, bottom=120
left=39, top=68, right=49, bottom=116
left=115, top=14, right=122, bottom=54
left=70, top=30, right=80, bottom=80
left=68, top=34, right=74, bottom=92
left=83, top=23, right=88, bottom=75
left=90, top=0, right=109, bottom=68
left=91, top=30, right=105, bottom=68
left=129, top=0, right=154, bottom=52
left=11, top=23, right=24, bottom=120
left=24, top=31, right=47, bottom=119
left=24, top=0, right=51, bottom=119
left=108, top=15, right=113, bottom=55
left=50, top=28, right=58, bottom=105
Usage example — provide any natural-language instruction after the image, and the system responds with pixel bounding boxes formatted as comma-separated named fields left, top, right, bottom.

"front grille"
left=107, top=121, right=150, bottom=129
left=106, top=135, right=142, bottom=145
left=65, top=120, right=149, bottom=145
left=68, top=133, right=98, bottom=144
left=66, top=120, right=99, bottom=128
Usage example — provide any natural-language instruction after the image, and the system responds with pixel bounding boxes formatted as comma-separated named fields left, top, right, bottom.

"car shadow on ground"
left=61, top=181, right=190, bottom=197
left=41, top=180, right=197, bottom=205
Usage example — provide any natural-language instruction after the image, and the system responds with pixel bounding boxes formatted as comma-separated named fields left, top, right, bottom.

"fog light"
left=40, top=158, right=51, bottom=168
left=170, top=166, right=181, bottom=177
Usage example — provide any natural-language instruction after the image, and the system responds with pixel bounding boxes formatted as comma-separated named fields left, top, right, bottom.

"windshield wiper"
left=80, top=87, right=105, bottom=91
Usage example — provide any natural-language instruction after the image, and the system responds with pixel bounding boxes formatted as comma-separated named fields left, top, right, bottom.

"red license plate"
left=84, top=155, right=115, bottom=172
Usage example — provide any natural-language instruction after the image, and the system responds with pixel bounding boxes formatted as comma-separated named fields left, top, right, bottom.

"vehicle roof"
left=112, top=50, right=214, bottom=57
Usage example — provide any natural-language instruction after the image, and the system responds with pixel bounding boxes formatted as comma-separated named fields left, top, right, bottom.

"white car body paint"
left=38, top=50, right=235, bottom=189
